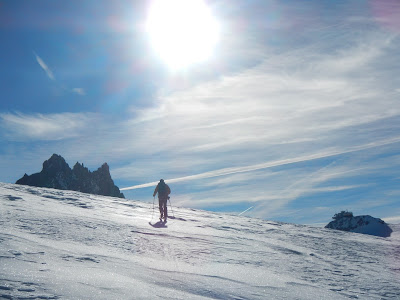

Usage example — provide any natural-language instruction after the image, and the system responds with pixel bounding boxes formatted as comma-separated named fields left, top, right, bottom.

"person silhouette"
left=153, top=179, right=171, bottom=222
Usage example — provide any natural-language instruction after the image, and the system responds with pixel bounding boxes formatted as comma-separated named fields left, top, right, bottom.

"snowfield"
left=1, top=183, right=399, bottom=299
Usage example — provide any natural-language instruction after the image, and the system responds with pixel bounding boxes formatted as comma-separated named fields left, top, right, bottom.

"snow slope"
left=1, top=183, right=399, bottom=299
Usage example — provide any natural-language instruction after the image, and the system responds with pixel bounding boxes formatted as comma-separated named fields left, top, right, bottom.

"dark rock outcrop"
left=16, top=154, right=124, bottom=198
left=325, top=211, right=392, bottom=237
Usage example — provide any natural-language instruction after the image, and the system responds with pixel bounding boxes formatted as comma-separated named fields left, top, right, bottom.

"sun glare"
left=146, top=0, right=219, bottom=70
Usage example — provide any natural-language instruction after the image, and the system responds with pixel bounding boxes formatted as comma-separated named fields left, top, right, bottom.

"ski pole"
left=168, top=197, right=174, bottom=218
left=151, top=196, right=155, bottom=221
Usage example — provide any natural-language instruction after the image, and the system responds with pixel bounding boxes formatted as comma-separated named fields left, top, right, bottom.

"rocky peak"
left=73, top=162, right=89, bottom=175
left=73, top=162, right=84, bottom=170
left=16, top=154, right=124, bottom=198
left=92, top=163, right=111, bottom=179
left=42, top=154, right=70, bottom=175
left=100, top=163, right=109, bottom=171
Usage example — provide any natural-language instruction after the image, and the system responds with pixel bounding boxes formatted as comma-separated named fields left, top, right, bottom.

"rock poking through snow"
left=325, top=211, right=393, bottom=237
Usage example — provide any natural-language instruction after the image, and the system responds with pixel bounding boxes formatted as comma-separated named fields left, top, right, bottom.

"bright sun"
left=146, top=0, right=219, bottom=70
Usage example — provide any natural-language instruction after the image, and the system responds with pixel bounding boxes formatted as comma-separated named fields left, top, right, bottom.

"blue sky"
left=1, top=0, right=399, bottom=224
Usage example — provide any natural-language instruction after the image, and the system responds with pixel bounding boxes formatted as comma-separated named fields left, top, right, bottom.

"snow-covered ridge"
left=1, top=183, right=399, bottom=299
left=325, top=211, right=393, bottom=237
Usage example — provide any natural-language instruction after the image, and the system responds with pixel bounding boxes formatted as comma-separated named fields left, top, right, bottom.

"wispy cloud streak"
left=0, top=112, right=99, bottom=141
left=72, top=88, right=86, bottom=95
left=34, top=52, right=55, bottom=80
left=121, top=136, right=400, bottom=191
left=33, top=52, right=86, bottom=96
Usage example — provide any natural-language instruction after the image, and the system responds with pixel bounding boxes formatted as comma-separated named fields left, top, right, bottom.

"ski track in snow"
left=0, top=182, right=399, bottom=299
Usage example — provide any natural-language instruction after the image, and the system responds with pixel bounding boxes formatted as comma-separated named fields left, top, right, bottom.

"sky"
left=0, top=0, right=399, bottom=225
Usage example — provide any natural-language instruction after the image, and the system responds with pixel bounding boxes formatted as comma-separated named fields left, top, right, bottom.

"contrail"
left=238, top=206, right=254, bottom=216
left=120, top=136, right=400, bottom=191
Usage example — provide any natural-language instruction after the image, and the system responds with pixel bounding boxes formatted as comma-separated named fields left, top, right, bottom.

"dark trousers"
left=159, top=197, right=168, bottom=219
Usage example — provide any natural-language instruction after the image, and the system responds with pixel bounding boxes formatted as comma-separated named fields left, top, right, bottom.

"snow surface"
left=1, top=182, right=399, bottom=299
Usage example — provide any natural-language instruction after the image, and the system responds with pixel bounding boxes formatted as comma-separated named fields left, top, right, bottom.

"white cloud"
left=34, top=52, right=55, bottom=80
left=120, top=128, right=400, bottom=191
left=123, top=33, right=399, bottom=164
left=112, top=29, right=400, bottom=222
left=0, top=112, right=99, bottom=141
left=383, top=216, right=400, bottom=224
left=33, top=52, right=87, bottom=95
left=72, top=88, right=86, bottom=95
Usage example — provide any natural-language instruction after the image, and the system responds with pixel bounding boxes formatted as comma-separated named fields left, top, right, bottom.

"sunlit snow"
left=1, top=183, right=399, bottom=299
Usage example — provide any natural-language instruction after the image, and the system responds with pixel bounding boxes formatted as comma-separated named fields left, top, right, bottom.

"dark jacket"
left=153, top=181, right=171, bottom=199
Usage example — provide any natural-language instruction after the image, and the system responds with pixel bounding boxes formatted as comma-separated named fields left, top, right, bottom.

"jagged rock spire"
left=16, top=154, right=124, bottom=198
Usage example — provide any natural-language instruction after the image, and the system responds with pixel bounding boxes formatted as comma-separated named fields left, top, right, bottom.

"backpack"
left=158, top=181, right=168, bottom=198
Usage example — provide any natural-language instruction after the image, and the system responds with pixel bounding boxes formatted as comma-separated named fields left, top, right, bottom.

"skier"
left=153, top=179, right=171, bottom=222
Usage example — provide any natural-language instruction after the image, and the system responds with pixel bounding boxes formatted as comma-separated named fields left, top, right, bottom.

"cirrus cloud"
left=0, top=112, right=99, bottom=141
